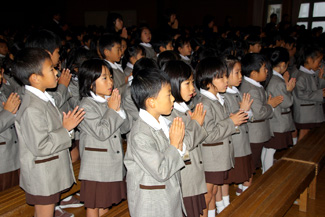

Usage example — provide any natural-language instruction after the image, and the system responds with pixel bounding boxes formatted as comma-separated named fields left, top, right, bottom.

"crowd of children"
left=0, top=10, right=324, bottom=217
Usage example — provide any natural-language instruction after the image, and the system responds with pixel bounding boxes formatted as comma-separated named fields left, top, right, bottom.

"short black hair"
left=174, top=36, right=191, bottom=54
left=133, top=57, right=159, bottom=77
left=269, top=47, right=289, bottom=67
left=78, top=58, right=112, bottom=99
left=195, top=57, right=227, bottom=90
left=246, top=34, right=262, bottom=47
left=98, top=33, right=121, bottom=59
left=296, top=44, right=322, bottom=68
left=152, top=34, right=173, bottom=53
left=131, top=68, right=170, bottom=110
left=25, top=29, right=61, bottom=54
left=224, top=55, right=240, bottom=77
left=163, top=60, right=192, bottom=102
left=124, top=45, right=146, bottom=62
left=13, top=48, right=51, bottom=85
left=157, top=50, right=181, bottom=69
left=241, top=53, right=266, bottom=77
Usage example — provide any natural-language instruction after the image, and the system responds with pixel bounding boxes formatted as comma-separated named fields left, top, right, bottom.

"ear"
left=29, top=74, right=39, bottom=84
left=104, top=49, right=110, bottom=58
left=159, top=46, right=165, bottom=53
left=146, top=97, right=156, bottom=109
left=250, top=70, right=258, bottom=79
left=178, top=46, right=182, bottom=53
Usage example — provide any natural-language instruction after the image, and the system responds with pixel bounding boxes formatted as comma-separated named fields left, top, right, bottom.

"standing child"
left=13, top=48, right=84, bottom=217
left=196, top=57, right=248, bottom=216
left=136, top=26, right=156, bottom=59
left=175, top=36, right=192, bottom=65
left=124, top=68, right=186, bottom=217
left=77, top=59, right=130, bottom=217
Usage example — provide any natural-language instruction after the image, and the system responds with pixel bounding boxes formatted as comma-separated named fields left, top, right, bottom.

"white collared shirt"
left=25, top=85, right=56, bottom=107
left=126, top=62, right=134, bottom=69
left=179, top=54, right=190, bottom=61
left=140, top=42, right=152, bottom=48
left=299, top=66, right=315, bottom=75
left=139, top=109, right=186, bottom=156
left=244, top=76, right=263, bottom=88
left=272, top=70, right=285, bottom=80
left=128, top=75, right=133, bottom=86
left=105, top=60, right=123, bottom=72
left=173, top=102, right=190, bottom=113
left=200, top=88, right=225, bottom=106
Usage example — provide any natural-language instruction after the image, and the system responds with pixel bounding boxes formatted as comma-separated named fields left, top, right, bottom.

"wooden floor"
left=63, top=148, right=325, bottom=217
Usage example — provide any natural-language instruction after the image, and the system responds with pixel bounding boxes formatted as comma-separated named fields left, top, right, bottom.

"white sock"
left=208, top=209, right=216, bottom=217
left=61, top=195, right=72, bottom=202
left=238, top=184, right=243, bottom=190
left=242, top=185, right=249, bottom=192
left=293, top=137, right=297, bottom=145
left=261, top=147, right=267, bottom=173
left=262, top=148, right=276, bottom=173
left=222, top=195, right=230, bottom=207
left=216, top=200, right=225, bottom=213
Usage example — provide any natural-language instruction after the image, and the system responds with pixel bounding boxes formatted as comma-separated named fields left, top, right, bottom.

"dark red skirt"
left=80, top=180, right=127, bottom=209
left=250, top=142, right=266, bottom=169
left=264, top=132, right=293, bottom=149
left=0, top=169, right=19, bottom=192
left=183, top=194, right=206, bottom=217
left=205, top=171, right=228, bottom=185
left=295, top=122, right=322, bottom=130
left=25, top=191, right=61, bottom=205
left=224, top=155, right=255, bottom=184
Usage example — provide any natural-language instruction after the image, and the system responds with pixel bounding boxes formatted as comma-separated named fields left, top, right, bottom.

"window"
left=297, top=1, right=325, bottom=32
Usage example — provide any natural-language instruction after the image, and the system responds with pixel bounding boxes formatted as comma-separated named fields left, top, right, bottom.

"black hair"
left=152, top=34, right=173, bottom=53
left=163, top=60, right=192, bottom=102
left=124, top=45, right=146, bottom=63
left=195, top=57, right=227, bottom=90
left=98, top=33, right=121, bottom=59
left=13, top=48, right=51, bottom=85
left=78, top=58, right=113, bottom=99
left=106, top=12, right=123, bottom=33
left=284, top=36, right=296, bottom=46
left=0, top=39, right=7, bottom=45
left=157, top=50, right=181, bottom=69
left=133, top=58, right=159, bottom=77
left=25, top=29, right=61, bottom=54
left=174, top=36, right=191, bottom=54
left=246, top=34, right=262, bottom=47
left=269, top=47, right=289, bottom=68
left=224, top=55, right=240, bottom=77
left=134, top=25, right=152, bottom=44
left=131, top=68, right=170, bottom=110
left=296, top=44, right=322, bottom=68
left=66, top=47, right=95, bottom=76
left=241, top=53, right=266, bottom=77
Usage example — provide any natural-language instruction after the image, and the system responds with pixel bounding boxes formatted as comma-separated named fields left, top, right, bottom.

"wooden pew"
left=0, top=160, right=81, bottom=217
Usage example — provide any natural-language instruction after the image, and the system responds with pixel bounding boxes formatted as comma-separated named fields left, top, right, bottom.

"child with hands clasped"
left=124, top=68, right=187, bottom=217
left=13, top=48, right=84, bottom=217
left=196, top=57, right=248, bottom=216
left=77, top=59, right=130, bottom=217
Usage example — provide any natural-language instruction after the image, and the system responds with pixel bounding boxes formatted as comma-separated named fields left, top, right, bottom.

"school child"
left=123, top=45, right=145, bottom=77
left=221, top=55, right=255, bottom=196
left=174, top=36, right=192, bottom=65
left=124, top=68, right=187, bottom=217
left=0, top=64, right=21, bottom=192
left=164, top=60, right=208, bottom=217
left=157, top=50, right=181, bottom=69
left=195, top=57, right=248, bottom=216
left=98, top=33, right=126, bottom=89
left=263, top=47, right=296, bottom=173
left=293, top=44, right=325, bottom=140
left=13, top=48, right=84, bottom=217
left=245, top=34, right=262, bottom=54
left=152, top=34, right=174, bottom=57
left=78, top=58, right=130, bottom=217
left=136, top=26, right=156, bottom=59
left=239, top=53, right=283, bottom=172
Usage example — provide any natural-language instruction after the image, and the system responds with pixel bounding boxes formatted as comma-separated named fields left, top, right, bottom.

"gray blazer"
left=78, top=97, right=130, bottom=182
left=112, top=68, right=126, bottom=89
left=124, top=118, right=186, bottom=217
left=141, top=45, right=156, bottom=59
left=121, top=84, right=139, bottom=126
left=67, top=78, right=80, bottom=109
left=166, top=108, right=208, bottom=198
left=221, top=91, right=252, bottom=157
left=123, top=65, right=132, bottom=77
left=266, top=75, right=295, bottom=133
left=199, top=95, right=236, bottom=172
left=15, top=90, right=75, bottom=196
left=239, top=79, right=273, bottom=143
left=0, top=91, right=19, bottom=174
left=292, top=70, right=325, bottom=124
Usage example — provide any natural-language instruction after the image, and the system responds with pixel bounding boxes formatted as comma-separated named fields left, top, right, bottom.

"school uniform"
left=239, top=77, right=273, bottom=169
left=222, top=87, right=255, bottom=183
left=140, top=43, right=156, bottom=60
left=3, top=74, right=21, bottom=98
left=199, top=89, right=236, bottom=184
left=266, top=71, right=295, bottom=149
left=105, top=60, right=126, bottom=89
left=67, top=77, right=80, bottom=109
left=78, top=92, right=130, bottom=208
left=179, top=54, right=191, bottom=66
left=124, top=109, right=186, bottom=217
left=121, top=76, right=139, bottom=128
left=166, top=102, right=208, bottom=217
left=293, top=66, right=325, bottom=129
left=0, top=86, right=19, bottom=192
left=15, top=86, right=75, bottom=204
left=124, top=62, right=133, bottom=77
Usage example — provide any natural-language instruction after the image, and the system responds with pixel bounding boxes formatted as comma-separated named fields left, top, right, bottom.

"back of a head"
left=246, top=34, right=261, bottom=46
left=269, top=47, right=289, bottom=67
left=241, top=53, right=266, bottom=77
left=133, top=58, right=159, bottom=77
left=157, top=50, right=181, bottom=69
left=25, top=29, right=61, bottom=54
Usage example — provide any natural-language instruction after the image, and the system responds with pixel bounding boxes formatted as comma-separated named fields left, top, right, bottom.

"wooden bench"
left=0, top=160, right=81, bottom=217
left=218, top=159, right=315, bottom=217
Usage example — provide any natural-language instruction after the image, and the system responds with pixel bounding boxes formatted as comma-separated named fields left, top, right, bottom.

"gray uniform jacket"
left=140, top=45, right=156, bottom=59
left=121, top=84, right=139, bottom=126
left=112, top=68, right=127, bottom=89
left=123, top=65, right=132, bottom=77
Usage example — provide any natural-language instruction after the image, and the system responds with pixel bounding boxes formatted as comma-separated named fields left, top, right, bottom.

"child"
left=239, top=53, right=283, bottom=172
left=164, top=60, right=208, bottom=217
left=136, top=26, right=156, bottom=59
left=13, top=47, right=84, bottom=217
left=195, top=57, right=248, bottom=216
left=174, top=36, right=192, bottom=65
left=77, top=58, right=130, bottom=217
left=123, top=45, right=145, bottom=77
left=98, top=33, right=126, bottom=89
left=293, top=44, right=325, bottom=140
left=246, top=34, right=262, bottom=54
left=124, top=68, right=186, bottom=217
left=221, top=55, right=255, bottom=196
left=152, top=34, right=174, bottom=57
left=0, top=64, right=21, bottom=192
left=157, top=50, right=181, bottom=69
left=264, top=47, right=296, bottom=172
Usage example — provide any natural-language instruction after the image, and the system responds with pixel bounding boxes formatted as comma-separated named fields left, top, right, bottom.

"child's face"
left=209, top=72, right=228, bottom=95
left=135, top=50, right=145, bottom=61
left=37, top=58, right=58, bottom=91
left=228, top=62, right=242, bottom=87
left=0, top=43, right=8, bottom=56
left=105, top=43, right=122, bottom=63
left=152, top=83, right=175, bottom=116
left=115, top=18, right=124, bottom=31
left=306, top=54, right=323, bottom=71
left=0, top=68, right=3, bottom=85
left=166, top=41, right=174, bottom=51
left=180, top=74, right=195, bottom=102
left=277, top=61, right=289, bottom=74
left=178, top=42, right=192, bottom=56
left=50, top=48, right=60, bottom=67
left=249, top=43, right=262, bottom=53
left=94, top=66, right=113, bottom=98
left=141, top=28, right=152, bottom=43
left=121, top=40, right=127, bottom=56
left=253, top=63, right=268, bottom=82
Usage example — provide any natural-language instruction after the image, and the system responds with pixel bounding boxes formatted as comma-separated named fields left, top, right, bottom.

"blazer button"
left=246, top=131, right=248, bottom=133
left=236, top=95, right=238, bottom=97
left=14, top=141, right=17, bottom=143
left=229, top=141, right=232, bottom=144
left=114, top=135, right=117, bottom=138
left=117, top=151, right=120, bottom=154
left=10, top=126, right=13, bottom=129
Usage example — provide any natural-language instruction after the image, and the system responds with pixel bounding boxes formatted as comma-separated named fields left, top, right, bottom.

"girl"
left=264, top=47, right=296, bottom=173
left=136, top=26, right=156, bottom=59
left=174, top=36, right=192, bottom=66
left=195, top=57, right=248, bottom=217
left=78, top=59, right=130, bottom=217
left=293, top=44, right=325, bottom=140
left=106, top=12, right=128, bottom=39
left=164, top=60, right=208, bottom=217
left=123, top=45, right=145, bottom=77
left=221, top=56, right=255, bottom=196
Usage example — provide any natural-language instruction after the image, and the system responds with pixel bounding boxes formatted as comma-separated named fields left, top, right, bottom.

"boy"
left=98, top=33, right=126, bottom=89
left=246, top=34, right=262, bottom=54
left=124, top=68, right=186, bottom=217
left=13, top=48, right=84, bottom=217
left=152, top=34, right=174, bottom=57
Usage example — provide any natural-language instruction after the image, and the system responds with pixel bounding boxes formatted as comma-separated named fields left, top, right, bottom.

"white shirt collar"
left=173, top=102, right=190, bottom=113
left=226, top=86, right=239, bottom=94
left=200, top=88, right=225, bottom=105
left=105, top=60, right=123, bottom=72
left=128, top=75, right=133, bottom=86
left=139, top=108, right=171, bottom=136
left=272, top=70, right=285, bottom=80
left=299, top=66, right=315, bottom=75
left=180, top=54, right=190, bottom=61
left=126, top=62, right=134, bottom=69
left=25, top=85, right=56, bottom=106
left=140, top=42, right=152, bottom=48
left=90, top=91, right=110, bottom=103
left=244, top=76, right=263, bottom=88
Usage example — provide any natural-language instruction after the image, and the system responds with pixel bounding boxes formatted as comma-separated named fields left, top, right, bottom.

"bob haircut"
left=163, top=60, right=192, bottom=102
left=195, top=57, right=227, bottom=90
left=131, top=68, right=170, bottom=110
left=241, top=53, right=266, bottom=77
left=106, top=12, right=123, bottom=33
left=133, top=57, right=159, bottom=77
left=13, top=48, right=51, bottom=85
left=296, top=44, right=322, bottom=68
left=174, top=36, right=191, bottom=54
left=224, top=55, right=240, bottom=77
left=25, top=29, right=61, bottom=54
left=98, top=33, right=121, bottom=59
left=78, top=58, right=113, bottom=99
left=157, top=50, right=181, bottom=69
